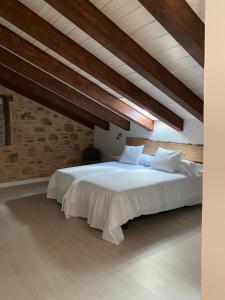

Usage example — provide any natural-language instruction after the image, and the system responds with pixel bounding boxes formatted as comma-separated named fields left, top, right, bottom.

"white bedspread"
left=47, top=162, right=145, bottom=203
left=61, top=165, right=202, bottom=244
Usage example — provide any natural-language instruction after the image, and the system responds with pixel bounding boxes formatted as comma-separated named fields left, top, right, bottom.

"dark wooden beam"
left=0, top=67, right=103, bottom=130
left=138, top=0, right=205, bottom=67
left=0, top=65, right=110, bottom=130
left=0, top=47, right=129, bottom=130
left=0, top=25, right=153, bottom=131
left=0, top=80, right=93, bottom=130
left=45, top=0, right=203, bottom=121
left=0, top=0, right=183, bottom=131
left=1, top=95, right=12, bottom=145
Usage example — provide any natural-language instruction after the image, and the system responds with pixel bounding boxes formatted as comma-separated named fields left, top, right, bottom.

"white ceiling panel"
left=67, top=27, right=89, bottom=44
left=91, top=0, right=111, bottom=9
left=116, top=5, right=155, bottom=34
left=37, top=3, right=61, bottom=24
left=141, top=34, right=179, bottom=56
left=52, top=15, right=75, bottom=35
left=131, top=20, right=167, bottom=44
left=100, top=0, right=140, bottom=22
left=19, top=0, right=45, bottom=12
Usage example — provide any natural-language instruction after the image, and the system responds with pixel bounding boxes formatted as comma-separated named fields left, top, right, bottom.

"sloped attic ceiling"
left=0, top=0, right=204, bottom=131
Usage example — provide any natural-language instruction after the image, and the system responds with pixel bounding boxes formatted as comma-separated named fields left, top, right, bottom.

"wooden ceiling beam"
left=138, top=0, right=205, bottom=67
left=0, top=47, right=129, bottom=130
left=0, top=25, right=153, bottom=131
left=45, top=0, right=203, bottom=121
left=0, top=0, right=183, bottom=131
left=0, top=65, right=110, bottom=130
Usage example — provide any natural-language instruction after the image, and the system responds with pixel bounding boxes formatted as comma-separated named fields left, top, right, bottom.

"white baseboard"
left=0, top=177, right=49, bottom=188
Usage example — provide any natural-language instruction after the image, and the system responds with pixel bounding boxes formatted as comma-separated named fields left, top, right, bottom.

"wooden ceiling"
left=139, top=0, right=204, bottom=67
left=0, top=0, right=204, bottom=131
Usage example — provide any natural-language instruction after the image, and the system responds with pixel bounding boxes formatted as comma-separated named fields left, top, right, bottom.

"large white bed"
left=47, top=138, right=203, bottom=244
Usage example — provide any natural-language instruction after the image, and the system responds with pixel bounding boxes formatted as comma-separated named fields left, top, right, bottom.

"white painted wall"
left=95, top=119, right=203, bottom=161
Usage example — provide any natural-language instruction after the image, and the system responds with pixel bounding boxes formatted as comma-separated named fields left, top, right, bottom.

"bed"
left=47, top=138, right=203, bottom=244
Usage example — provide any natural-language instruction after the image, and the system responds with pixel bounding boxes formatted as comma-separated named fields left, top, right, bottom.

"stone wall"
left=0, top=85, right=94, bottom=183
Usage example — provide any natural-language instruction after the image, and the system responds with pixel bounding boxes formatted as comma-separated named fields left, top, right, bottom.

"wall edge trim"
left=0, top=176, right=49, bottom=188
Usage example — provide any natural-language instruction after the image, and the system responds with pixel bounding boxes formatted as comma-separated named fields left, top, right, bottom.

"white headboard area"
left=126, top=137, right=203, bottom=163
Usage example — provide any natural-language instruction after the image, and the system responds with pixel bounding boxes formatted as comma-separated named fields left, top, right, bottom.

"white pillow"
left=119, top=145, right=144, bottom=165
left=151, top=147, right=183, bottom=173
left=139, top=153, right=154, bottom=167
left=178, top=160, right=203, bottom=176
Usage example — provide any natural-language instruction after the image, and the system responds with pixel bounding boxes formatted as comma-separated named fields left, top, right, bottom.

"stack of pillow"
left=119, top=145, right=202, bottom=176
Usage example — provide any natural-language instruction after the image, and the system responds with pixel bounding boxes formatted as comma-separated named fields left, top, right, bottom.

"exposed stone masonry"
left=0, top=85, right=94, bottom=183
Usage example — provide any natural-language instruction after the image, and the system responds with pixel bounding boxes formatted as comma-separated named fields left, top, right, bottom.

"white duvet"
left=47, top=162, right=202, bottom=244
left=47, top=162, right=145, bottom=203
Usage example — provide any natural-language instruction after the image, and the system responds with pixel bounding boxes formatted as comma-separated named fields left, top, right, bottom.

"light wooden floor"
left=0, top=194, right=201, bottom=300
